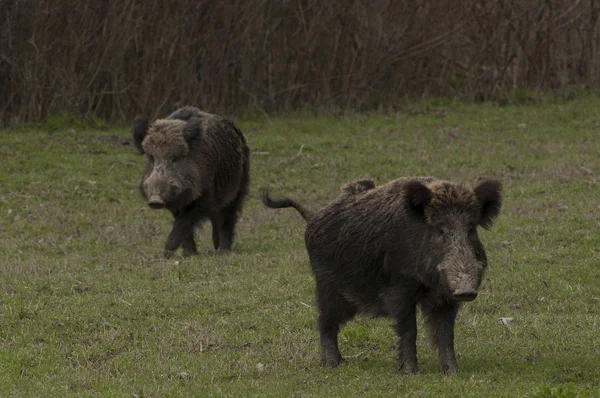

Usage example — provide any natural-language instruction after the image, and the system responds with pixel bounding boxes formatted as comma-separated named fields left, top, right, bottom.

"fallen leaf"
left=579, top=166, right=592, bottom=175
left=175, top=372, right=192, bottom=381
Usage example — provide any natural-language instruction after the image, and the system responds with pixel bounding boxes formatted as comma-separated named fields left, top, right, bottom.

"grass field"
left=1, top=98, right=599, bottom=397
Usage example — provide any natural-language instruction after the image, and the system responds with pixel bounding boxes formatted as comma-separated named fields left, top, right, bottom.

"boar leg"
left=315, top=279, right=357, bottom=368
left=217, top=191, right=246, bottom=252
left=164, top=227, right=182, bottom=257
left=209, top=211, right=232, bottom=252
left=181, top=232, right=198, bottom=257
left=164, top=220, right=194, bottom=257
left=164, top=210, right=185, bottom=257
left=209, top=214, right=222, bottom=250
left=394, top=303, right=419, bottom=374
left=164, top=204, right=207, bottom=257
left=217, top=212, right=234, bottom=252
left=423, top=303, right=459, bottom=373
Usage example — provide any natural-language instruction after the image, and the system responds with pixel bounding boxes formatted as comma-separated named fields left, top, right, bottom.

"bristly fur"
left=133, top=106, right=250, bottom=257
left=340, top=178, right=375, bottom=195
left=261, top=176, right=502, bottom=374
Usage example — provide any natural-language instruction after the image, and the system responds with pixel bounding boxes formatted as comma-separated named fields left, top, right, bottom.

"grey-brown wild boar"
left=133, top=106, right=250, bottom=256
left=260, top=177, right=502, bottom=373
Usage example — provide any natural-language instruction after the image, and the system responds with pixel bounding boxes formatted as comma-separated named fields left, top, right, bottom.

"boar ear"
left=183, top=117, right=203, bottom=148
left=403, top=180, right=432, bottom=220
left=132, top=116, right=149, bottom=154
left=474, top=179, right=503, bottom=229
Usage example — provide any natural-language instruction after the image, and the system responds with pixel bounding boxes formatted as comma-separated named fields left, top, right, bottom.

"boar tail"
left=259, top=187, right=312, bottom=222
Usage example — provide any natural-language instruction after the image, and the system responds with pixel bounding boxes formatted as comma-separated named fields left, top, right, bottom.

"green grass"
left=1, top=98, right=599, bottom=397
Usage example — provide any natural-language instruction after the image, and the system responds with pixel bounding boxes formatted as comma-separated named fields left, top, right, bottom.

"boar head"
left=133, top=116, right=202, bottom=210
left=404, top=179, right=502, bottom=302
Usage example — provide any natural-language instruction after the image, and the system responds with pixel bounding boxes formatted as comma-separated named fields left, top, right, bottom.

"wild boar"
left=133, top=106, right=250, bottom=256
left=260, top=177, right=502, bottom=373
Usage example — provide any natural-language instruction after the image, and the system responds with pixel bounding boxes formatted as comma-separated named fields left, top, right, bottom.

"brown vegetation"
left=1, top=0, right=599, bottom=125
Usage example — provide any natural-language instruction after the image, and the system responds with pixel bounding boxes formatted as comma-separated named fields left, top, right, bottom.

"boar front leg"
left=394, top=303, right=419, bottom=374
left=164, top=218, right=194, bottom=257
left=387, top=280, right=420, bottom=374
left=424, top=303, right=459, bottom=373
left=164, top=203, right=207, bottom=257
left=180, top=233, right=198, bottom=257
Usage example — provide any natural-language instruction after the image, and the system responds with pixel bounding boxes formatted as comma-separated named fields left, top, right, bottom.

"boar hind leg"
left=209, top=214, right=222, bottom=250
left=216, top=191, right=246, bottom=252
left=209, top=212, right=232, bottom=252
left=315, top=279, right=357, bottom=368
left=217, top=211, right=234, bottom=251
left=422, top=303, right=459, bottom=373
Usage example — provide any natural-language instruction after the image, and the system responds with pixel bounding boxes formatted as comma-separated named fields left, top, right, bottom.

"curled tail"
left=259, top=187, right=312, bottom=222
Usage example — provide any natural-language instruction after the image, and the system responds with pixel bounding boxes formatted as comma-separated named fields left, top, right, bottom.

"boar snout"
left=143, top=173, right=182, bottom=208
left=452, top=289, right=478, bottom=302
left=147, top=195, right=166, bottom=209
left=451, top=273, right=480, bottom=302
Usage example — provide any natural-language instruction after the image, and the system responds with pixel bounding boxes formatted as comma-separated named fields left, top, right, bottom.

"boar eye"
left=148, top=155, right=155, bottom=163
left=438, top=227, right=448, bottom=235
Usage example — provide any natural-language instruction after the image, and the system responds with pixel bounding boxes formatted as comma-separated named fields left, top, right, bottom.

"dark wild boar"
left=260, top=177, right=502, bottom=373
left=133, top=106, right=250, bottom=256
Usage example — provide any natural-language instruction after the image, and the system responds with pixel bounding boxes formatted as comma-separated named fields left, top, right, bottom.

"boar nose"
left=453, top=289, right=478, bottom=302
left=147, top=195, right=165, bottom=209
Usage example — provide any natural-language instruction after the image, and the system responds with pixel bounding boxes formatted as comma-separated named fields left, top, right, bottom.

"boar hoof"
left=321, top=352, right=343, bottom=368
left=398, top=360, right=419, bottom=375
left=163, top=249, right=175, bottom=259
left=441, top=363, right=458, bottom=374
left=182, top=248, right=198, bottom=257
left=218, top=240, right=232, bottom=252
